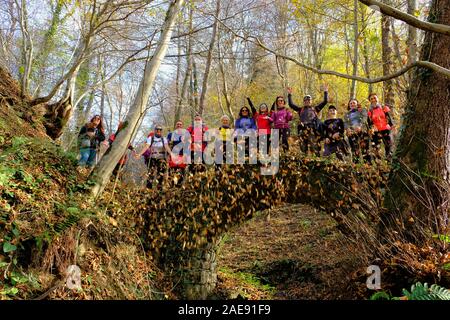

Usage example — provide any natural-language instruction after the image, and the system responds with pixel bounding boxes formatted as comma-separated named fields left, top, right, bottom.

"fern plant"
left=402, top=282, right=450, bottom=300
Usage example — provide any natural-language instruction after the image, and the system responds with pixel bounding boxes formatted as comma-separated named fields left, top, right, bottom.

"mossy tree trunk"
left=383, top=0, right=450, bottom=243
left=89, top=0, right=185, bottom=198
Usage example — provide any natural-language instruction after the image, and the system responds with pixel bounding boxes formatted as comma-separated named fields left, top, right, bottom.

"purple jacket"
left=270, top=108, right=293, bottom=129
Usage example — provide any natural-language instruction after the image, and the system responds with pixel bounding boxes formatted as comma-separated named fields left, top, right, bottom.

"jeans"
left=78, top=148, right=97, bottom=167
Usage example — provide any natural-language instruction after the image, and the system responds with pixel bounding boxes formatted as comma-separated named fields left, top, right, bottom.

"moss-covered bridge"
left=124, top=156, right=389, bottom=299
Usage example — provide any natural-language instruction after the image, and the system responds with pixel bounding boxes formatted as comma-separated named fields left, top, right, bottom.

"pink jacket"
left=270, top=108, right=293, bottom=129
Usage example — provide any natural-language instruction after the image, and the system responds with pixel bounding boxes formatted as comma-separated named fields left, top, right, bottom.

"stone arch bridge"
left=129, top=156, right=389, bottom=299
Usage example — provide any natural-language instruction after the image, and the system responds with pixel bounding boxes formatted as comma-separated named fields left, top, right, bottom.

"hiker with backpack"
left=320, top=105, right=347, bottom=160
left=134, top=125, right=172, bottom=188
left=367, top=93, right=395, bottom=160
left=270, top=95, right=293, bottom=152
left=247, top=97, right=273, bottom=155
left=287, top=84, right=328, bottom=156
left=167, top=120, right=189, bottom=172
left=344, top=99, right=370, bottom=163
left=77, top=115, right=106, bottom=170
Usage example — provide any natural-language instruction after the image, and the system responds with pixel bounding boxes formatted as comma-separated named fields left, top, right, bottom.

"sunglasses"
left=277, top=100, right=284, bottom=103
left=155, top=128, right=162, bottom=131
left=242, top=109, right=249, bottom=112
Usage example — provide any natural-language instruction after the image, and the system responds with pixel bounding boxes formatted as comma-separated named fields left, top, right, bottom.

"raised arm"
left=287, top=87, right=301, bottom=112
left=271, top=99, right=276, bottom=111
left=247, top=97, right=257, bottom=115
left=314, top=89, right=328, bottom=113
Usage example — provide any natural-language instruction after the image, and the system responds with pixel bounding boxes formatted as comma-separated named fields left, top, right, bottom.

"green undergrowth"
left=218, top=266, right=276, bottom=299
left=370, top=282, right=450, bottom=300
left=0, top=135, right=168, bottom=300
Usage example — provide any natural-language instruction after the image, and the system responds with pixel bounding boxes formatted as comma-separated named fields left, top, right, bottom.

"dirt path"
left=213, top=204, right=367, bottom=299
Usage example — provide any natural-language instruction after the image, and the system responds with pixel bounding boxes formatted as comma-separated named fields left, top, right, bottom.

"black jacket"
left=288, top=91, right=328, bottom=122
left=78, top=125, right=105, bottom=149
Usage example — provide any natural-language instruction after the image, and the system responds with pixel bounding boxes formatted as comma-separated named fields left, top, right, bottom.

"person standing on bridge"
left=216, top=115, right=233, bottom=165
left=247, top=97, right=273, bottom=155
left=320, top=105, right=347, bottom=160
left=135, top=125, right=172, bottom=188
left=167, top=120, right=189, bottom=173
left=344, top=99, right=370, bottom=163
left=270, top=95, right=293, bottom=152
left=187, top=114, right=209, bottom=165
left=367, top=93, right=395, bottom=161
left=234, top=106, right=257, bottom=159
left=287, top=84, right=328, bottom=156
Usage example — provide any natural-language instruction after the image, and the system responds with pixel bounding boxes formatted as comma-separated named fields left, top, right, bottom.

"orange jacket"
left=368, top=105, right=393, bottom=131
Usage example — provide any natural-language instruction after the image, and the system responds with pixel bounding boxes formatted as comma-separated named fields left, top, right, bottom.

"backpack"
left=80, top=135, right=91, bottom=148
left=143, top=135, right=167, bottom=161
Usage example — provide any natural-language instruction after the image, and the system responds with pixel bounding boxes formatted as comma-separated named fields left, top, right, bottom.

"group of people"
left=76, top=87, right=396, bottom=187
left=285, top=88, right=395, bottom=162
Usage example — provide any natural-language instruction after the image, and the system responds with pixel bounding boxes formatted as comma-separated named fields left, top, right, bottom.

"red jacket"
left=108, top=133, right=133, bottom=165
left=368, top=105, right=392, bottom=131
left=253, top=112, right=273, bottom=135
left=187, top=124, right=208, bottom=152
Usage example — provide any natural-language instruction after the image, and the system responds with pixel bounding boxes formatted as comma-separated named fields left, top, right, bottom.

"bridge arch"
left=130, top=157, right=389, bottom=298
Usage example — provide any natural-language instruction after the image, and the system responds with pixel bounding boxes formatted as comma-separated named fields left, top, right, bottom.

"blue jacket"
left=235, top=117, right=257, bottom=132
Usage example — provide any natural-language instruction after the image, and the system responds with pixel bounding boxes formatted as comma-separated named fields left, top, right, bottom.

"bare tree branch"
left=217, top=20, right=450, bottom=83
left=358, top=0, right=450, bottom=36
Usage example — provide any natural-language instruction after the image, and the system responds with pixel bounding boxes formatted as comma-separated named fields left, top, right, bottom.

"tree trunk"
left=198, top=0, right=220, bottom=116
left=407, top=0, right=418, bottom=84
left=17, top=0, right=33, bottom=97
left=192, top=61, right=199, bottom=113
left=381, top=1, right=395, bottom=106
left=33, top=0, right=64, bottom=98
left=361, top=5, right=373, bottom=93
left=89, top=0, right=185, bottom=198
left=217, top=37, right=234, bottom=123
left=215, top=70, right=226, bottom=115
left=173, top=19, right=182, bottom=129
left=383, top=0, right=450, bottom=243
left=351, top=0, right=359, bottom=98
left=41, top=61, right=81, bottom=140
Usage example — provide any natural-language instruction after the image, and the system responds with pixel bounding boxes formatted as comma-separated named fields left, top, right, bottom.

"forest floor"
left=212, top=204, right=369, bottom=300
